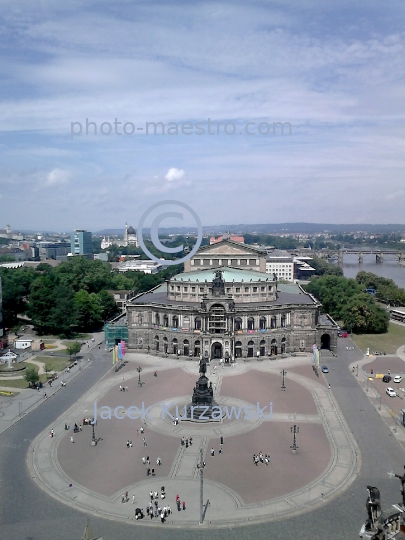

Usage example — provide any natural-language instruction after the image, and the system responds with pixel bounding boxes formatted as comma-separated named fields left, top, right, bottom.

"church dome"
left=127, top=225, right=136, bottom=235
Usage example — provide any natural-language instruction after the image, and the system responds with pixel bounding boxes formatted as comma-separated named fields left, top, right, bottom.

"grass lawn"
left=36, top=356, right=71, bottom=372
left=351, top=323, right=405, bottom=354
left=0, top=373, right=47, bottom=389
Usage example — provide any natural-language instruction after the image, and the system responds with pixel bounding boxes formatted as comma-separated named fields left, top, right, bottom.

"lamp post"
left=290, top=424, right=299, bottom=453
left=137, top=366, right=142, bottom=387
left=196, top=447, right=206, bottom=524
left=281, top=369, right=287, bottom=391
left=91, top=421, right=96, bottom=446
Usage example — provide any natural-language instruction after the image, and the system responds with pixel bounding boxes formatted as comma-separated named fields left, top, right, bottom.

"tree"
left=44, top=363, right=52, bottom=379
left=73, top=290, right=103, bottom=330
left=24, top=366, right=39, bottom=388
left=97, top=290, right=119, bottom=321
left=66, top=341, right=81, bottom=360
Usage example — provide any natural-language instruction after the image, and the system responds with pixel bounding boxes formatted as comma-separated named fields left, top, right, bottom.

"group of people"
left=253, top=452, right=270, bottom=466
left=126, top=440, right=133, bottom=448
left=180, top=436, right=193, bottom=448
left=142, top=456, right=161, bottom=476
left=119, top=385, right=128, bottom=391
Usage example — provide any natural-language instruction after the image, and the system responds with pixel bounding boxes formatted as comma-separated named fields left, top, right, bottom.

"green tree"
left=44, top=363, right=52, bottom=378
left=73, top=290, right=103, bottom=330
left=66, top=341, right=81, bottom=360
left=24, top=366, right=39, bottom=387
left=97, top=290, right=119, bottom=321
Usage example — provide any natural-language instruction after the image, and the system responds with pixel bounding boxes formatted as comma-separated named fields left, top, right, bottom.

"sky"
left=0, top=0, right=404, bottom=232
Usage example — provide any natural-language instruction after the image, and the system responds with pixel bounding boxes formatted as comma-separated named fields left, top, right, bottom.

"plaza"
left=29, top=352, right=358, bottom=528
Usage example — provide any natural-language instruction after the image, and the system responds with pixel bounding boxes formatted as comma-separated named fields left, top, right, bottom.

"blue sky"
left=0, top=0, right=404, bottom=231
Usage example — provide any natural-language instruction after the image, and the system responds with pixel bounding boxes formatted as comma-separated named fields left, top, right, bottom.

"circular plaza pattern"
left=28, top=354, right=359, bottom=528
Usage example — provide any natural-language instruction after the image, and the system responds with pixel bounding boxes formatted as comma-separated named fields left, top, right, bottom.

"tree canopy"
left=305, top=274, right=389, bottom=334
left=0, top=258, right=183, bottom=336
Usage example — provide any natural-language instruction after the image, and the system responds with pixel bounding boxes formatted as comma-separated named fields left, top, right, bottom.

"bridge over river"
left=292, top=249, right=405, bottom=264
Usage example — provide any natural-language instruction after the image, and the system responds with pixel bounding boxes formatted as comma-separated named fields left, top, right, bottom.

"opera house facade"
left=126, top=240, right=338, bottom=360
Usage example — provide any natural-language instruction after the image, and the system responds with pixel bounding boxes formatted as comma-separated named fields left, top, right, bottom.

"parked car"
left=386, top=387, right=397, bottom=397
left=383, top=375, right=392, bottom=383
left=394, top=375, right=403, bottom=383
left=321, top=365, right=329, bottom=373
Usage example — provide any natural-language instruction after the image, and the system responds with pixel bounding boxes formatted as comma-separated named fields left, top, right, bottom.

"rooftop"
left=171, top=266, right=275, bottom=283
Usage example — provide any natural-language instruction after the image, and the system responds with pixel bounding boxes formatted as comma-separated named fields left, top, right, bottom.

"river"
left=331, top=254, right=405, bottom=290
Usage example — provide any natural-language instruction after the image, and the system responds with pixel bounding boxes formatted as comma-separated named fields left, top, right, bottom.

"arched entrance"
left=271, top=339, right=277, bottom=356
left=235, top=341, right=242, bottom=358
left=321, top=334, right=331, bottom=349
left=211, top=342, right=223, bottom=359
left=247, top=340, right=254, bottom=358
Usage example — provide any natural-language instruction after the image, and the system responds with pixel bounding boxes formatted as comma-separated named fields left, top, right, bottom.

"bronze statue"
left=395, top=465, right=405, bottom=507
left=199, top=358, right=207, bottom=375
left=365, top=485, right=382, bottom=531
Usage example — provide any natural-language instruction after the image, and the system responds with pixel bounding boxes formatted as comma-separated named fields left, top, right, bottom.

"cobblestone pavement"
left=28, top=353, right=359, bottom=528
left=1, top=336, right=405, bottom=539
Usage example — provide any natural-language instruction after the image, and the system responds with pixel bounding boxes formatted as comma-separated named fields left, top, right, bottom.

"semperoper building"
left=126, top=240, right=338, bottom=360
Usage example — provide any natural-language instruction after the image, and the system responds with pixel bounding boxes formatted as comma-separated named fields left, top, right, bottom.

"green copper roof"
left=170, top=266, right=275, bottom=283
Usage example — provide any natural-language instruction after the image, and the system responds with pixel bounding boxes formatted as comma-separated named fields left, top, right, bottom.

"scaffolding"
left=104, top=317, right=128, bottom=346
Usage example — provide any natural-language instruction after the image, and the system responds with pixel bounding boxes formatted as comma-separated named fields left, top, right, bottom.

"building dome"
left=127, top=225, right=136, bottom=235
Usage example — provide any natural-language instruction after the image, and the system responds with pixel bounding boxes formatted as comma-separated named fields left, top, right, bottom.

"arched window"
left=271, top=338, right=277, bottom=356
left=247, top=340, right=254, bottom=357
left=235, top=341, right=242, bottom=358
left=194, top=340, right=201, bottom=357
left=281, top=337, right=286, bottom=354
left=234, top=317, right=242, bottom=331
left=163, top=336, right=168, bottom=353
left=155, top=313, right=160, bottom=326
left=163, top=314, right=168, bottom=328
left=172, top=315, right=179, bottom=329
left=271, top=316, right=277, bottom=329
left=172, top=338, right=178, bottom=354
left=259, top=316, right=266, bottom=330
left=183, top=339, right=190, bottom=357
left=248, top=317, right=255, bottom=331
left=195, top=317, right=202, bottom=330
left=281, top=314, right=286, bottom=328
left=154, top=335, right=159, bottom=351
left=260, top=339, right=266, bottom=356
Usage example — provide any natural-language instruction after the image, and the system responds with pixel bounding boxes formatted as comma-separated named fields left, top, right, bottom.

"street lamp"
left=137, top=366, right=142, bottom=387
left=196, top=448, right=206, bottom=524
left=91, top=421, right=96, bottom=446
left=290, top=424, right=299, bottom=453
left=281, top=369, right=287, bottom=391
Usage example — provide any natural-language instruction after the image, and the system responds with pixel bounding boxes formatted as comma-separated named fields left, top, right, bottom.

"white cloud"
left=165, top=168, right=185, bottom=182
left=46, top=168, right=70, bottom=185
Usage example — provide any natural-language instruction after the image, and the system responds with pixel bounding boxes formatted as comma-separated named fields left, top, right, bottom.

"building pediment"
left=197, top=240, right=265, bottom=256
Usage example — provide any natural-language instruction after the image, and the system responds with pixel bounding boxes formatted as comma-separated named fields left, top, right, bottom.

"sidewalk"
left=0, top=334, right=103, bottom=436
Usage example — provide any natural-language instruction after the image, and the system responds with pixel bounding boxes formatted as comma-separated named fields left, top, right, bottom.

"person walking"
left=50, top=429, right=54, bottom=438
left=70, top=436, right=74, bottom=443
left=143, top=438, right=147, bottom=447
left=211, top=448, right=215, bottom=456
left=132, top=495, right=136, bottom=504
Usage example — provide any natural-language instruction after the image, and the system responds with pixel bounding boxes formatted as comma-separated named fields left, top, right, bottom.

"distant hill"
left=95, top=223, right=405, bottom=236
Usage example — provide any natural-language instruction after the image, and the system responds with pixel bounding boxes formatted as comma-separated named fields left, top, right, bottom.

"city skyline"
left=0, top=1, right=404, bottom=229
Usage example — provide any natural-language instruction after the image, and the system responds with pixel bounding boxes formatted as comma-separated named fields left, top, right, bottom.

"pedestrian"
left=70, top=436, right=74, bottom=443
left=125, top=386, right=128, bottom=392
left=132, top=495, right=135, bottom=504
left=151, top=468, right=155, bottom=476
left=140, top=426, right=144, bottom=434
left=43, top=392, right=47, bottom=398
left=154, top=491, right=158, bottom=500
left=50, top=429, right=54, bottom=437
left=211, top=448, right=215, bottom=456
left=157, top=457, right=161, bottom=466
left=146, top=456, right=150, bottom=464
left=142, top=457, right=146, bottom=464
left=127, top=440, right=130, bottom=448
left=129, top=441, right=133, bottom=448
left=119, top=385, right=122, bottom=392
left=328, top=384, right=331, bottom=389
left=150, top=490, right=153, bottom=500
left=182, top=501, right=186, bottom=510
left=185, top=439, right=189, bottom=448
left=147, top=468, right=151, bottom=476
left=220, top=436, right=224, bottom=445
left=143, top=438, right=147, bottom=447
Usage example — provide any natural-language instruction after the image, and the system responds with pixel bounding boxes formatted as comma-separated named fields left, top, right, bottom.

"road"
left=1, top=338, right=405, bottom=540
